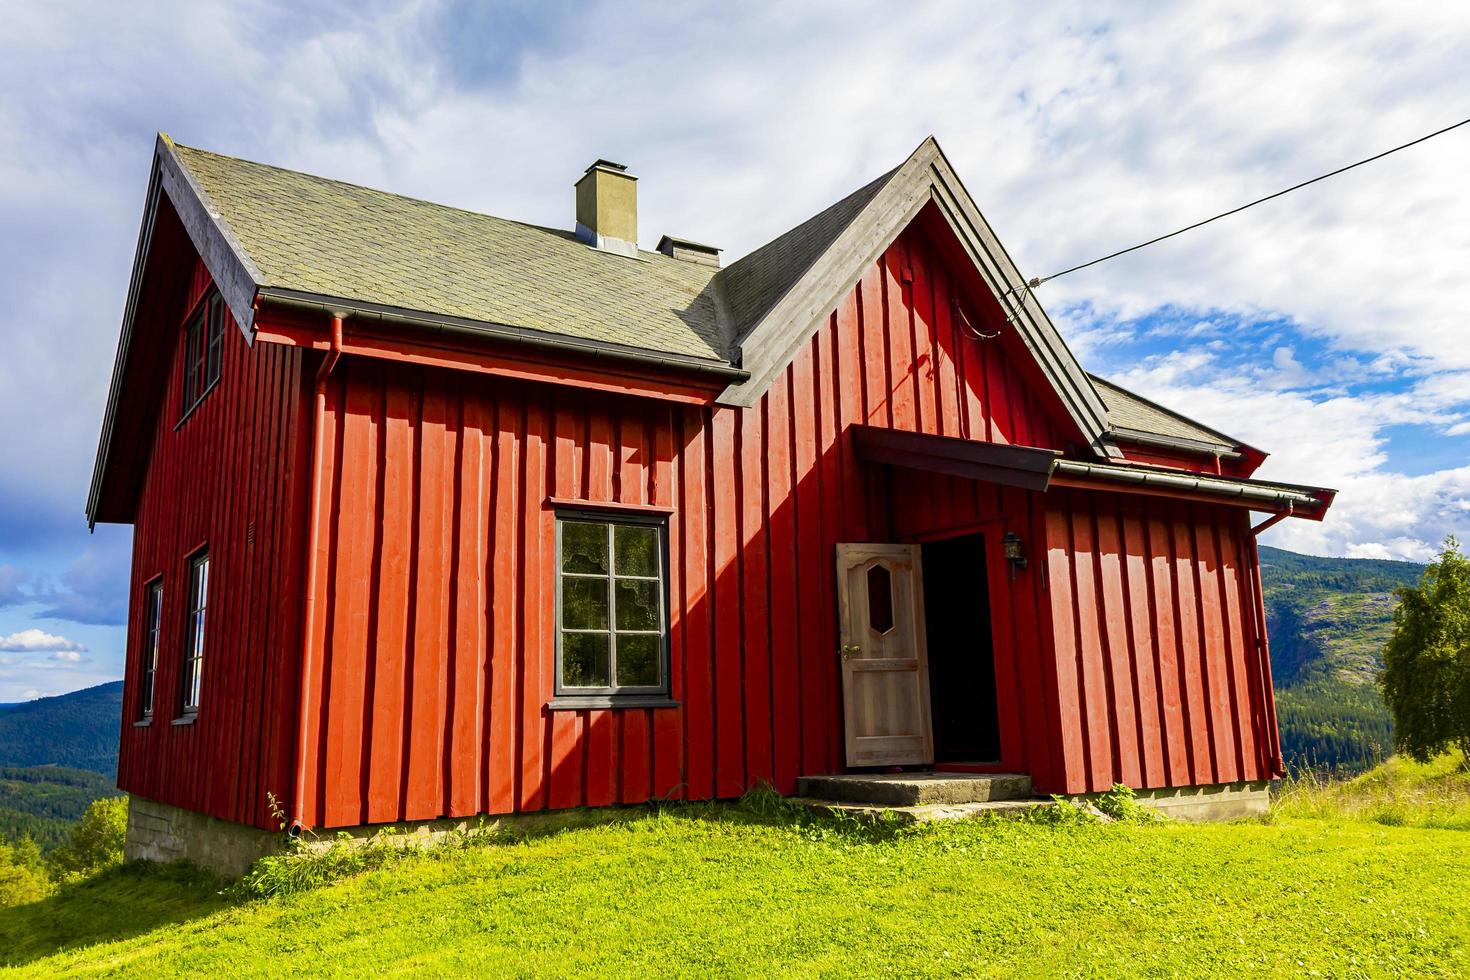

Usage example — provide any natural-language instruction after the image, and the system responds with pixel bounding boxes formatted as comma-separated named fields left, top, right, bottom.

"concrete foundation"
left=125, top=796, right=283, bottom=878
left=1085, top=781, right=1272, bottom=821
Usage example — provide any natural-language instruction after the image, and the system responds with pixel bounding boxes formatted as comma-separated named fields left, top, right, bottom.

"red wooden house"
left=89, top=135, right=1333, bottom=863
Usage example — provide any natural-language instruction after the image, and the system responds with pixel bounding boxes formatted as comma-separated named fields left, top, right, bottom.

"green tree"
left=1381, top=538, right=1470, bottom=767
left=0, top=834, right=50, bottom=907
left=46, top=795, right=127, bottom=883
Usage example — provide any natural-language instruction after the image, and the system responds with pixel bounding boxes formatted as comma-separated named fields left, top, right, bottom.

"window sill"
left=174, top=377, right=220, bottom=431
left=134, top=718, right=153, bottom=728
left=546, top=696, right=680, bottom=711
left=171, top=715, right=198, bottom=726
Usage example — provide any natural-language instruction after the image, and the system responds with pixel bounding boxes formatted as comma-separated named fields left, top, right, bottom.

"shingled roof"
left=123, top=134, right=1244, bottom=455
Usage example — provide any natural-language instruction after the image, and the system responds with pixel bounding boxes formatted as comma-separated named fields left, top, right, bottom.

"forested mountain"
left=0, top=766, right=120, bottom=850
left=0, top=682, right=122, bottom=774
left=1258, top=545, right=1424, bottom=772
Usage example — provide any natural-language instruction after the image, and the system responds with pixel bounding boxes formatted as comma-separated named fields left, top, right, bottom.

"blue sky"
left=2, top=1, right=1468, bottom=701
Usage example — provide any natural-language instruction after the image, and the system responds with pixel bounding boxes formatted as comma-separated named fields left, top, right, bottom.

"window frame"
left=137, top=577, right=163, bottom=722
left=180, top=290, right=225, bottom=422
left=178, top=549, right=210, bottom=718
left=551, top=508, right=673, bottom=708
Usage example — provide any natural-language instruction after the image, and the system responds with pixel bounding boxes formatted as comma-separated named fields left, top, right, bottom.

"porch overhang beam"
left=850, top=426, right=1059, bottom=491
left=1049, top=460, right=1336, bottom=521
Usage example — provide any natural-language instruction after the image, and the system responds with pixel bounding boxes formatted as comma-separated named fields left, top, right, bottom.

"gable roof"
left=169, top=139, right=729, bottom=363
left=1089, top=374, right=1247, bottom=452
left=709, top=138, right=1114, bottom=455
left=90, top=134, right=1259, bottom=524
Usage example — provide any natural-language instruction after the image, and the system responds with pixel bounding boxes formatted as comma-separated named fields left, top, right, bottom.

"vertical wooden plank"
left=815, top=318, right=848, bottom=766
left=404, top=381, right=450, bottom=821
left=1145, top=511, right=1189, bottom=786
left=1120, top=500, right=1166, bottom=787
left=739, top=403, right=773, bottom=790
left=1042, top=504, right=1086, bottom=791
left=618, top=412, right=652, bottom=804
left=765, top=378, right=800, bottom=793
left=446, top=385, right=486, bottom=815
left=859, top=264, right=890, bottom=427
left=1171, top=506, right=1213, bottom=784
left=711, top=407, right=745, bottom=796
left=584, top=409, right=616, bottom=806
left=884, top=243, right=918, bottom=432
left=1095, top=500, right=1141, bottom=787
left=485, top=394, right=521, bottom=814
left=518, top=394, right=549, bottom=809
left=367, top=373, right=414, bottom=822
left=906, top=236, right=939, bottom=435
left=548, top=400, right=585, bottom=810
left=651, top=410, right=684, bottom=799
left=324, top=367, right=379, bottom=826
left=679, top=407, right=715, bottom=799
left=1193, top=513, right=1236, bottom=784
left=1069, top=498, right=1113, bottom=791
left=1216, top=516, right=1257, bottom=780
left=790, top=339, right=827, bottom=778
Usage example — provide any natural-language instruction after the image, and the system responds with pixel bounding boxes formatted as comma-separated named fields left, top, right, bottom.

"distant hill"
left=0, top=765, right=121, bottom=850
left=1258, top=545, right=1424, bottom=772
left=0, top=682, right=123, bottom=775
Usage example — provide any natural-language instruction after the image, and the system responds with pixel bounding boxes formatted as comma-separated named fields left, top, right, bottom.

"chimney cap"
left=585, top=158, right=630, bottom=174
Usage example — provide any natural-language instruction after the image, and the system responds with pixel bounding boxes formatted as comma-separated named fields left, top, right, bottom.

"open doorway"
left=920, top=533, right=1001, bottom=763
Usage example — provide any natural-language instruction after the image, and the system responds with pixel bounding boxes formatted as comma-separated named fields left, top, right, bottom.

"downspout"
left=290, top=313, right=344, bottom=835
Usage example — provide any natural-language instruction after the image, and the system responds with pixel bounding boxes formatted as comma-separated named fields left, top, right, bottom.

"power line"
left=1027, top=114, right=1470, bottom=288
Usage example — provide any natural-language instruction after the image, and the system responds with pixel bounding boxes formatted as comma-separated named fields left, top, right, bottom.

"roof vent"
left=574, top=159, right=638, bottom=257
left=656, top=235, right=722, bottom=268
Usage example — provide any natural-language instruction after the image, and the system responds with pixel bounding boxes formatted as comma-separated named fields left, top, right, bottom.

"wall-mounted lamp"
left=1002, top=530, right=1027, bottom=578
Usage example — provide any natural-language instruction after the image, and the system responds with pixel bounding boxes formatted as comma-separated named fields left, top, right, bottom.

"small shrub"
left=1095, top=783, right=1160, bottom=823
left=1022, top=797, right=1100, bottom=827
left=0, top=835, right=51, bottom=907
left=46, top=796, right=127, bottom=884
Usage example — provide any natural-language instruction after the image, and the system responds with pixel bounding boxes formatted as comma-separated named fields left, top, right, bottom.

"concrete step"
left=789, top=796, right=1051, bottom=825
left=795, top=771, right=1033, bottom=807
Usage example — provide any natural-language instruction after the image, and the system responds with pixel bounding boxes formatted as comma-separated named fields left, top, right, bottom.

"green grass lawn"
left=3, top=802, right=1469, bottom=977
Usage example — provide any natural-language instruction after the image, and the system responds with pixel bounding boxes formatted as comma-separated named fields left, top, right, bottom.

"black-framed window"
left=139, top=580, right=163, bottom=719
left=182, top=291, right=225, bottom=416
left=180, top=551, right=210, bottom=715
left=555, top=511, right=669, bottom=698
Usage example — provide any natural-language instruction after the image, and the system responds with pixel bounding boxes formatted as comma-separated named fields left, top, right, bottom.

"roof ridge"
left=169, top=141, right=682, bottom=264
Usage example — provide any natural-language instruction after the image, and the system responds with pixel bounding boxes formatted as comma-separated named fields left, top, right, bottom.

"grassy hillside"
left=2, top=796, right=1468, bottom=975
left=0, top=682, right=122, bottom=775
left=0, top=767, right=122, bottom=851
left=1258, top=545, right=1424, bottom=772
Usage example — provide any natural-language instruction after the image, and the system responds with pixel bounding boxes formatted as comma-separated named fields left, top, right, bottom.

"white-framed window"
left=139, top=579, right=163, bottom=718
left=180, top=551, right=209, bottom=715
left=555, top=511, right=669, bottom=700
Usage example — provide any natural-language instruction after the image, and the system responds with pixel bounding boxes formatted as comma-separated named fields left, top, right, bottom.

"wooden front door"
left=836, top=543, right=934, bottom=767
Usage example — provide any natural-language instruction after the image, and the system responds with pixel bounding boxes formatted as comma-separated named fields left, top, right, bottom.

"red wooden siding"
left=294, top=223, right=1090, bottom=826
left=1040, top=488, right=1281, bottom=794
left=116, top=213, right=1285, bottom=831
left=117, top=255, right=312, bottom=828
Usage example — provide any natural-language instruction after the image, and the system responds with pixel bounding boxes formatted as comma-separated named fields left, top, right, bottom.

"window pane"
left=615, top=579, right=660, bottom=631
left=561, top=521, right=608, bottom=574
left=614, top=524, right=658, bottom=577
left=562, top=633, right=610, bottom=688
left=616, top=634, right=659, bottom=688
left=562, top=576, right=609, bottom=629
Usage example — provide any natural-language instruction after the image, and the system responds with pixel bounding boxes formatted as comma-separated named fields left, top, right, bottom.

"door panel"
left=837, top=543, right=934, bottom=767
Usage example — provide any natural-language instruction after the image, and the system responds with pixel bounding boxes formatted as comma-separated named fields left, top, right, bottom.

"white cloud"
left=0, top=628, right=87, bottom=653
left=50, top=649, right=83, bottom=662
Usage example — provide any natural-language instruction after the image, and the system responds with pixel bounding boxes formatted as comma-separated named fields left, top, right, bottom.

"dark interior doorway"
left=921, top=533, right=1001, bottom=763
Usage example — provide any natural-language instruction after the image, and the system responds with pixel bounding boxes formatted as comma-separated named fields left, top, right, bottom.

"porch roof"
left=850, top=426, right=1335, bottom=519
